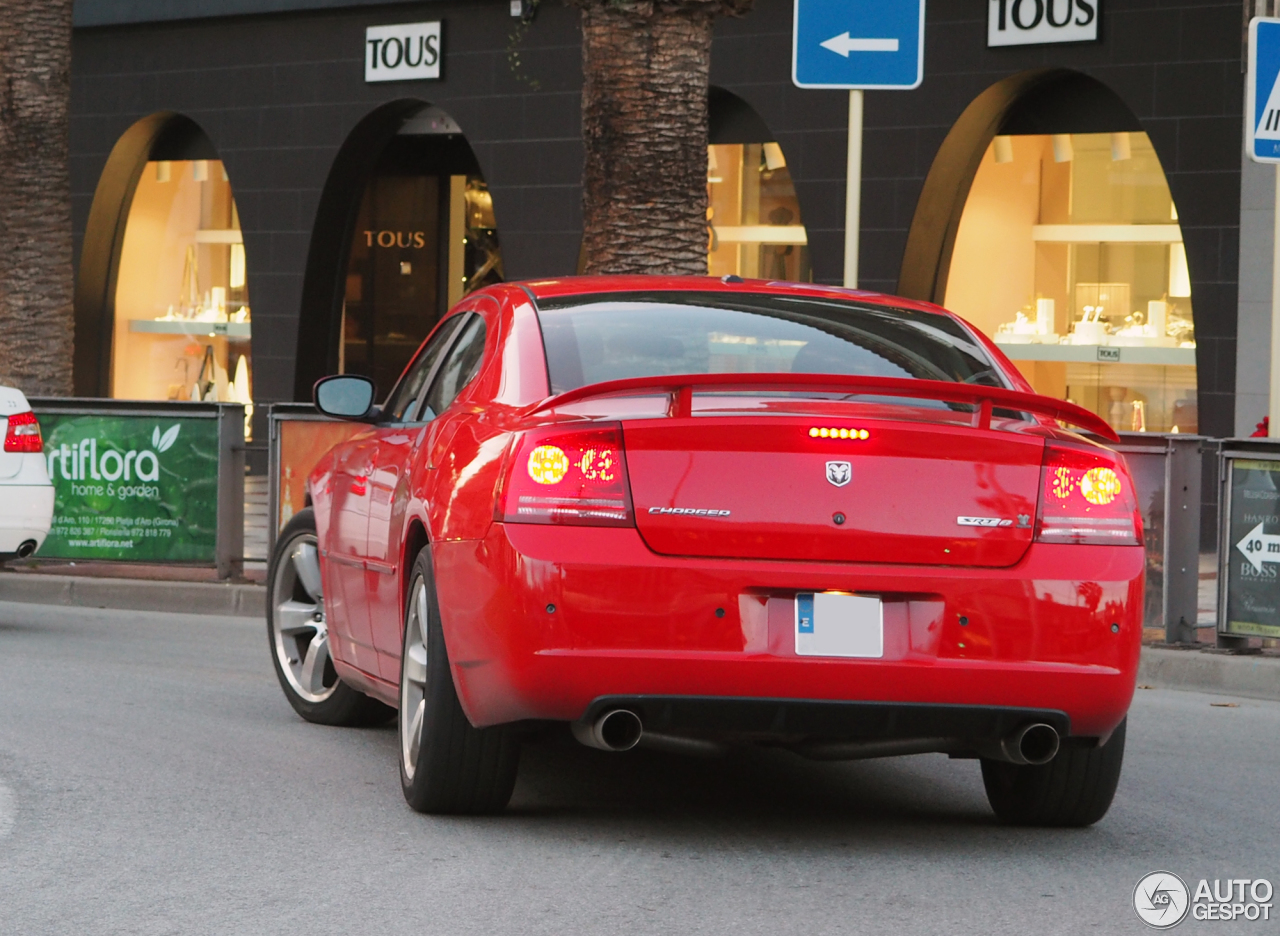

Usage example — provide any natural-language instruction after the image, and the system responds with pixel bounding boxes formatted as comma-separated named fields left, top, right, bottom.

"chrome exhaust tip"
left=15, top=540, right=37, bottom=558
left=571, top=709, right=643, bottom=752
left=1000, top=722, right=1060, bottom=766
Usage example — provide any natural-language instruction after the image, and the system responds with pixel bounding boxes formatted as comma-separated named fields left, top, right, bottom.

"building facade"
left=69, top=0, right=1246, bottom=440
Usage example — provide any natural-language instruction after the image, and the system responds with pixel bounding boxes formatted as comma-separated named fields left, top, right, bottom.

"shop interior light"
left=1110, top=132, right=1132, bottom=162
left=1169, top=243, right=1191, bottom=298
left=808, top=427, right=869, bottom=440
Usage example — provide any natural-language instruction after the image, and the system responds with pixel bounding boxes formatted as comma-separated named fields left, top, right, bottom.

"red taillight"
left=1035, top=441, right=1141, bottom=546
left=499, top=423, right=634, bottom=527
left=3, top=410, right=42, bottom=453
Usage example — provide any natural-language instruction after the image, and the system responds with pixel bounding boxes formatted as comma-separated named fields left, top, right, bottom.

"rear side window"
left=536, top=291, right=1001, bottom=394
left=381, top=316, right=464, bottom=422
left=423, top=314, right=488, bottom=417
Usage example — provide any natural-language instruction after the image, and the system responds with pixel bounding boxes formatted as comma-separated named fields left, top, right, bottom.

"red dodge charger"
left=267, top=276, right=1142, bottom=824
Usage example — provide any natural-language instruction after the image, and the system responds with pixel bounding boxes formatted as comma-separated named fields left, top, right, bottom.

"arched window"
left=947, top=131, right=1193, bottom=433
left=297, top=102, right=502, bottom=399
left=113, top=156, right=251, bottom=405
left=707, top=88, right=809, bottom=282
left=77, top=114, right=253, bottom=419
left=901, top=71, right=1196, bottom=434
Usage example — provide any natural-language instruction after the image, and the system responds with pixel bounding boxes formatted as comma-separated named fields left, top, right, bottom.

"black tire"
left=267, top=508, right=393, bottom=727
left=399, top=548, right=519, bottom=814
left=981, top=718, right=1127, bottom=827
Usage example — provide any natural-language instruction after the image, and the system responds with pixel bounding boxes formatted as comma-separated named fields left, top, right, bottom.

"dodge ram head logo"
left=825, top=461, right=852, bottom=487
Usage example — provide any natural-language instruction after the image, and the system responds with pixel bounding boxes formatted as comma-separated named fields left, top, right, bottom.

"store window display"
left=111, top=159, right=253, bottom=420
left=707, top=143, right=809, bottom=282
left=945, top=132, right=1195, bottom=433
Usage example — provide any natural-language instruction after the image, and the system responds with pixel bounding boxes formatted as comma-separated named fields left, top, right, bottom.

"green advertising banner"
left=35, top=413, right=220, bottom=562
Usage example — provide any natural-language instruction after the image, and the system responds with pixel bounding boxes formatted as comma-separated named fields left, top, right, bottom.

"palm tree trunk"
left=0, top=1, right=74, bottom=396
left=575, top=0, right=751, bottom=276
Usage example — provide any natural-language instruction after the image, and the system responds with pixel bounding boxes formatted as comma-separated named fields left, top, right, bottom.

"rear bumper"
left=433, top=523, right=1144, bottom=740
left=0, top=484, right=53, bottom=555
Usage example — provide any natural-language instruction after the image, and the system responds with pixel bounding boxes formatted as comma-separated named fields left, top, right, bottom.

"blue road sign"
left=792, top=0, right=925, bottom=90
left=1249, top=18, right=1280, bottom=163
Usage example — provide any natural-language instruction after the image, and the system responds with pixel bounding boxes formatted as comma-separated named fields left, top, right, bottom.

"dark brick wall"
left=71, top=0, right=1244, bottom=426
left=71, top=0, right=585, bottom=405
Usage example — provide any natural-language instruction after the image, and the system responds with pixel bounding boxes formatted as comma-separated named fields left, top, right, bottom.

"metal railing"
left=1109, top=432, right=1205, bottom=644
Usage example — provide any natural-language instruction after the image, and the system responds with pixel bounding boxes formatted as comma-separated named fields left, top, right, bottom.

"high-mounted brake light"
left=3, top=410, right=42, bottom=453
left=808, top=427, right=870, bottom=440
left=500, top=423, right=634, bottom=527
left=1035, top=441, right=1141, bottom=546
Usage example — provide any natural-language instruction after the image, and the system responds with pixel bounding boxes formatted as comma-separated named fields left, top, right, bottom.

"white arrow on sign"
left=1236, top=521, right=1280, bottom=572
left=820, top=32, right=900, bottom=57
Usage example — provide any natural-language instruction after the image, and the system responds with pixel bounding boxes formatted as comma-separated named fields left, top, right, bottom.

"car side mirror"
left=313, top=375, right=377, bottom=421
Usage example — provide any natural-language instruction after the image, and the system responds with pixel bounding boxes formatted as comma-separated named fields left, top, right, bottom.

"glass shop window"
left=707, top=143, right=810, bottom=283
left=945, top=132, right=1196, bottom=433
left=341, top=171, right=502, bottom=398
left=111, top=159, right=253, bottom=421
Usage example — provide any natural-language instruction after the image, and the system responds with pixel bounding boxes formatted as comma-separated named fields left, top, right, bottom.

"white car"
left=0, top=386, right=53, bottom=559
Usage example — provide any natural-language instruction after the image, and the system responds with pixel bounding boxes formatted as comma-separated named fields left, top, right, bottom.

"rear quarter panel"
left=420, top=289, right=550, bottom=546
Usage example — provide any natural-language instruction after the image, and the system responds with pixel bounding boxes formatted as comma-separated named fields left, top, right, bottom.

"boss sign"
left=365, top=21, right=441, bottom=83
left=988, top=0, right=1100, bottom=47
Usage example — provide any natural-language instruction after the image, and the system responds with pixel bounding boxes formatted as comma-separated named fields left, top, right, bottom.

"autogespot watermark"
left=1134, top=871, right=1274, bottom=928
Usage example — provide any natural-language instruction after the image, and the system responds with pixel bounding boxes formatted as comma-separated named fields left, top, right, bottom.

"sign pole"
left=843, top=89, right=863, bottom=289
left=792, top=1, right=923, bottom=284
left=1246, top=16, right=1280, bottom=433
left=1272, top=162, right=1280, bottom=437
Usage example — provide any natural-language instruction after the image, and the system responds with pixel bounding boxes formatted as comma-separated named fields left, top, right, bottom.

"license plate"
left=795, top=592, right=883, bottom=658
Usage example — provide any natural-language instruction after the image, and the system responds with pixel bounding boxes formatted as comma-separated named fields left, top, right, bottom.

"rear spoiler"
left=523, top=372, right=1119, bottom=442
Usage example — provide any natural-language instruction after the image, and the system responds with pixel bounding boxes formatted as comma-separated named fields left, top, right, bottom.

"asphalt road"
left=0, top=602, right=1276, bottom=936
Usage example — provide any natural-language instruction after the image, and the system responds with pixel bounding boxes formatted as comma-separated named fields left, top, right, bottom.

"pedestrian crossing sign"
left=1248, top=17, right=1280, bottom=163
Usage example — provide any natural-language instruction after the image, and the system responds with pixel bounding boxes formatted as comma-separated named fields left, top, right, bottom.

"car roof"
left=517, top=275, right=958, bottom=320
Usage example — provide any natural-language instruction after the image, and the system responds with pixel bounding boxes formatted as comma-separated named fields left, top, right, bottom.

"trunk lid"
left=626, top=414, right=1044, bottom=567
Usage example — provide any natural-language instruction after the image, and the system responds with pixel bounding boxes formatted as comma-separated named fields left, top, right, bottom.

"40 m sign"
left=1223, top=458, right=1280, bottom=638
left=36, top=413, right=220, bottom=563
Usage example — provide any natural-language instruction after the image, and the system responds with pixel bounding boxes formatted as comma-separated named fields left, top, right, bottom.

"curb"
left=1139, top=647, right=1280, bottom=702
left=0, top=572, right=265, bottom=618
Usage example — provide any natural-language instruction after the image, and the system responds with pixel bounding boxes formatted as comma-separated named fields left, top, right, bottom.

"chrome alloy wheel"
left=400, top=575, right=430, bottom=783
left=270, top=534, right=337, bottom=703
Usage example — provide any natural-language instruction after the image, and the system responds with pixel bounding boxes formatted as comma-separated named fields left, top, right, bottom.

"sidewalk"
left=0, top=570, right=265, bottom=618
left=1139, top=645, right=1280, bottom=702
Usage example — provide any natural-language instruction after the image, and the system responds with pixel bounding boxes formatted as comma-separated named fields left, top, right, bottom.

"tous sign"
left=364, top=231, right=427, bottom=249
left=987, top=0, right=1099, bottom=47
left=365, top=21, right=441, bottom=83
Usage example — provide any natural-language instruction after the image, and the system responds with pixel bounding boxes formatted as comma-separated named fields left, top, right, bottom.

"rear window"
left=535, top=291, right=1002, bottom=394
